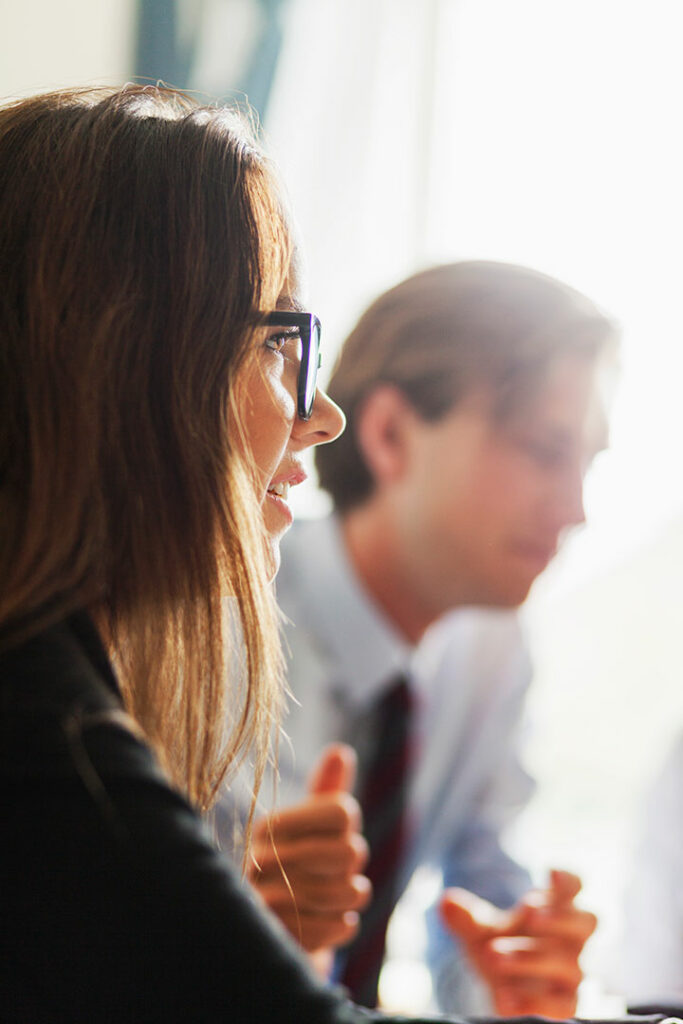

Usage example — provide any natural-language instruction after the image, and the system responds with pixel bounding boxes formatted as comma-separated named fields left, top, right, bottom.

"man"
left=220, top=261, right=615, bottom=1015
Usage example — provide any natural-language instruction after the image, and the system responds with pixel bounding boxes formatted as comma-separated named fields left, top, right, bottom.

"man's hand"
left=247, top=743, right=372, bottom=953
left=440, top=869, right=597, bottom=1019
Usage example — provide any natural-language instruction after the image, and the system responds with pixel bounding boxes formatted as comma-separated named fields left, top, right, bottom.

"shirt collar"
left=277, top=514, right=412, bottom=709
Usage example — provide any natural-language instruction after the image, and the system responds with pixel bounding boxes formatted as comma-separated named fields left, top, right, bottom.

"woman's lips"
left=265, top=466, right=307, bottom=525
left=267, top=480, right=291, bottom=501
left=265, top=487, right=294, bottom=526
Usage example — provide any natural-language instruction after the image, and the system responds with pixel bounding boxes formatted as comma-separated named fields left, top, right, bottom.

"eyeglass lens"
left=302, top=321, right=320, bottom=417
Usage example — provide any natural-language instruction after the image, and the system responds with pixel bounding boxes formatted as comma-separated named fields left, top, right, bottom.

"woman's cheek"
left=268, top=369, right=298, bottom=424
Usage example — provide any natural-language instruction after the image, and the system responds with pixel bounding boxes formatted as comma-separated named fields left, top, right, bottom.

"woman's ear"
left=354, top=384, right=419, bottom=489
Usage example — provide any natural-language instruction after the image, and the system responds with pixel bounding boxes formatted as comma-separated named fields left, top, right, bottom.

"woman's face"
left=236, top=298, right=345, bottom=577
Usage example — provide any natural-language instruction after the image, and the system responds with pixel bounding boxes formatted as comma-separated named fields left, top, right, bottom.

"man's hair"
left=0, top=85, right=290, bottom=823
left=317, top=261, right=617, bottom=512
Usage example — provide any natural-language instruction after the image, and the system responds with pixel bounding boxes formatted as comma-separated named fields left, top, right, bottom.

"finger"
left=521, top=871, right=582, bottom=914
left=547, top=868, right=582, bottom=905
left=257, top=872, right=372, bottom=915
left=251, top=832, right=369, bottom=879
left=277, top=908, right=361, bottom=953
left=482, top=936, right=583, bottom=989
left=308, top=743, right=357, bottom=797
left=254, top=792, right=361, bottom=842
left=523, top=906, right=597, bottom=944
left=440, top=888, right=509, bottom=944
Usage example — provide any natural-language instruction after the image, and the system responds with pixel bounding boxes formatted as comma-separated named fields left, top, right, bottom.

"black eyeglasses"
left=264, top=311, right=322, bottom=420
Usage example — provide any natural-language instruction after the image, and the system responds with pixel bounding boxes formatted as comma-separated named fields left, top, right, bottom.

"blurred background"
left=3, top=0, right=683, bottom=1013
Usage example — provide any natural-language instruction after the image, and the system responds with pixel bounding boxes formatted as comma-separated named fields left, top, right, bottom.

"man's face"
left=393, top=351, right=609, bottom=610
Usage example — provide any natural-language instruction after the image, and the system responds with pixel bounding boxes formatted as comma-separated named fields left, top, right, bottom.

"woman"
left=0, top=84, right=411, bottom=1023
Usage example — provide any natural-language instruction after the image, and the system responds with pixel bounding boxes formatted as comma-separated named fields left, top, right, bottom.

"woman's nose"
left=297, top=387, right=346, bottom=447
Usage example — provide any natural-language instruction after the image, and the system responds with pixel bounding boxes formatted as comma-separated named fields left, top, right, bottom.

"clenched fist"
left=248, top=743, right=372, bottom=953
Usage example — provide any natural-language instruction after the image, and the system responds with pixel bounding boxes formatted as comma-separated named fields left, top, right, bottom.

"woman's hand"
left=440, top=869, right=597, bottom=1019
left=247, top=744, right=372, bottom=955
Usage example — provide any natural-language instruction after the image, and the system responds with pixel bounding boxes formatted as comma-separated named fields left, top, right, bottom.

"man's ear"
left=354, top=385, right=419, bottom=487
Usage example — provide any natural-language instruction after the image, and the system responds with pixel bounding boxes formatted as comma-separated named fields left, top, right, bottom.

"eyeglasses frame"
left=263, top=311, right=322, bottom=420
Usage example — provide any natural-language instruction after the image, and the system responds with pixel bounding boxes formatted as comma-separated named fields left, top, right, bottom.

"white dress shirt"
left=218, top=514, right=535, bottom=1013
left=621, top=732, right=683, bottom=1006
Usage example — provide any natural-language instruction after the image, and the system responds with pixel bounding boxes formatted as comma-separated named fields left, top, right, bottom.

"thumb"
left=547, top=868, right=582, bottom=906
left=308, top=742, right=357, bottom=796
left=440, top=887, right=506, bottom=945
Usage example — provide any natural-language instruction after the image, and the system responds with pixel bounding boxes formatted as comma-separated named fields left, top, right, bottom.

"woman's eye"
left=263, top=329, right=302, bottom=365
left=264, top=331, right=289, bottom=353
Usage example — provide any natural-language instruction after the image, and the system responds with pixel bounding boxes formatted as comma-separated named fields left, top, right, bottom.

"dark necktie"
left=337, top=674, right=415, bottom=1007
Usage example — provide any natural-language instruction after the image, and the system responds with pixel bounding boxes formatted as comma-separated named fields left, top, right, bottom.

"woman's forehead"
left=279, top=247, right=307, bottom=309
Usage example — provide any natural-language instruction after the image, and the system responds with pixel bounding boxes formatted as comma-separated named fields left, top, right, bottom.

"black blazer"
left=0, top=611, right=678, bottom=1024
left=0, top=612, right=365, bottom=1023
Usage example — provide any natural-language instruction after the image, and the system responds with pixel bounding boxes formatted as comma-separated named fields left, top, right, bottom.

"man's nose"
left=552, top=466, right=587, bottom=534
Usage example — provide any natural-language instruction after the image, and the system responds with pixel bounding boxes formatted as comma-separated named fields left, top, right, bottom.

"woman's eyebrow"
left=271, top=325, right=300, bottom=336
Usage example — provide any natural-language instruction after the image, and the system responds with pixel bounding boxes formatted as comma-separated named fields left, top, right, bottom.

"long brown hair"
left=0, top=85, right=290, bottom=819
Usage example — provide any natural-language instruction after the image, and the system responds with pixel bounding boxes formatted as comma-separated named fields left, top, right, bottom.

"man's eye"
left=522, top=439, right=567, bottom=468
